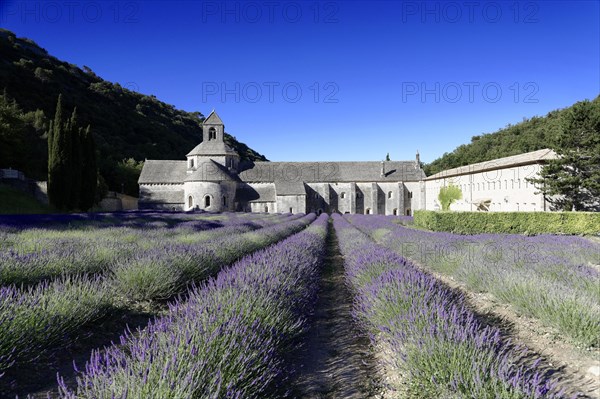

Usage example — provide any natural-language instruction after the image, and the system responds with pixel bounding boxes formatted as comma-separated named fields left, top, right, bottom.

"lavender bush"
left=0, top=276, right=111, bottom=374
left=0, top=212, right=305, bottom=377
left=58, top=214, right=328, bottom=398
left=333, top=214, right=562, bottom=399
left=347, top=214, right=600, bottom=348
left=0, top=212, right=285, bottom=287
left=111, top=213, right=314, bottom=303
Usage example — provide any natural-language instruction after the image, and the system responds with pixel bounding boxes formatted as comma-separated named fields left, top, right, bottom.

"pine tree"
left=529, top=99, right=600, bottom=211
left=79, top=125, right=97, bottom=211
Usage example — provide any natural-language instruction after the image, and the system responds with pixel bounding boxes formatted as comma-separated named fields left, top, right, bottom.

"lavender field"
left=0, top=211, right=597, bottom=398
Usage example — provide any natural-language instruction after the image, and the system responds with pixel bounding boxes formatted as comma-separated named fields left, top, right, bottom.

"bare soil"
left=287, top=224, right=382, bottom=398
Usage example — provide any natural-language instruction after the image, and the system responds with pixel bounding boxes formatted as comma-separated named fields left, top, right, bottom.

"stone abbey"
left=138, top=111, right=554, bottom=214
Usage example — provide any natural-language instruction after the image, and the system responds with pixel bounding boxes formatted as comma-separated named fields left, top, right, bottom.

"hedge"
left=413, top=210, right=600, bottom=235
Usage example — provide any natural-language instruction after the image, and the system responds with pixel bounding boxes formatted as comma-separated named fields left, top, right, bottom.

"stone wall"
left=424, top=164, right=548, bottom=212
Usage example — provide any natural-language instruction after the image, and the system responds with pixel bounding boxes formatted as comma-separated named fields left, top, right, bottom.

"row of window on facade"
left=313, top=191, right=412, bottom=200
left=188, top=194, right=228, bottom=209
left=454, top=200, right=539, bottom=211
left=432, top=179, right=530, bottom=193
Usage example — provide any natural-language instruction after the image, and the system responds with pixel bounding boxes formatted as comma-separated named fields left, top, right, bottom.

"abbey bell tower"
left=186, top=110, right=240, bottom=172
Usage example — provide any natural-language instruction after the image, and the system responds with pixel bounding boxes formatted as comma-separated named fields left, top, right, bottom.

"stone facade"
left=424, top=149, right=557, bottom=212
left=138, top=111, right=426, bottom=214
left=138, top=111, right=556, bottom=214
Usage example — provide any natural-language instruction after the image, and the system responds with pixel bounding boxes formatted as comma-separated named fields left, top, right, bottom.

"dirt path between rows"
left=404, top=257, right=600, bottom=399
left=287, top=223, right=381, bottom=398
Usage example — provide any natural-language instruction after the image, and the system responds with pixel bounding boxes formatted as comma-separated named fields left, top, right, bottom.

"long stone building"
left=138, top=111, right=556, bottom=214
left=138, top=111, right=426, bottom=214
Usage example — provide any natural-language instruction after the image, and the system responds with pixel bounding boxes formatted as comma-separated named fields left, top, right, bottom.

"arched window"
left=189, top=159, right=194, bottom=169
left=365, top=208, right=371, bottom=215
left=264, top=205, right=269, bottom=213
left=188, top=196, right=193, bottom=209
left=388, top=191, right=393, bottom=199
left=340, top=192, right=346, bottom=199
left=289, top=207, right=293, bottom=213
left=406, top=209, right=411, bottom=216
left=204, top=195, right=211, bottom=208
left=393, top=208, right=398, bottom=215
left=208, top=127, right=216, bottom=140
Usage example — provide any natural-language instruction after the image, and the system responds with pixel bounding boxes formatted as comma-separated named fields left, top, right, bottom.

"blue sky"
left=1, top=0, right=598, bottom=163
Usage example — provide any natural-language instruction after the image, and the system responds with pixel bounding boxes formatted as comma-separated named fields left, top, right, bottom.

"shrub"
left=414, top=210, right=600, bottom=235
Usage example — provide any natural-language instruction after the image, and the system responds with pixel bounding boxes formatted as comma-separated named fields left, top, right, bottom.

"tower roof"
left=203, top=110, right=224, bottom=125
left=186, top=140, right=239, bottom=157
left=184, top=160, right=239, bottom=182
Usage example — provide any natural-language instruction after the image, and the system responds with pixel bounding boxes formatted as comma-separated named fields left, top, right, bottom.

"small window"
left=365, top=208, right=371, bottom=215
left=393, top=208, right=398, bottom=215
left=289, top=207, right=293, bottom=213
left=204, top=195, right=211, bottom=208
left=222, top=196, right=227, bottom=206
left=208, top=127, right=216, bottom=140
left=408, top=192, right=413, bottom=199
left=264, top=205, right=269, bottom=213
left=405, top=209, right=411, bottom=216
left=188, top=196, right=193, bottom=209
left=340, top=192, right=346, bottom=199
left=189, top=159, right=194, bottom=169
left=388, top=191, right=393, bottom=199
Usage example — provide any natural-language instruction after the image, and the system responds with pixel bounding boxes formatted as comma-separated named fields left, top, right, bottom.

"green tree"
left=68, top=108, right=82, bottom=210
left=529, top=99, right=600, bottom=211
left=79, top=125, right=97, bottom=211
left=47, top=94, right=72, bottom=210
left=438, top=184, right=462, bottom=211
left=47, top=96, right=97, bottom=211
left=385, top=153, right=391, bottom=161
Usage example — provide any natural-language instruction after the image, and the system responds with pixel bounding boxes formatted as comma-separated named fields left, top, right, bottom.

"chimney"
left=380, top=161, right=385, bottom=177
left=415, top=150, right=421, bottom=169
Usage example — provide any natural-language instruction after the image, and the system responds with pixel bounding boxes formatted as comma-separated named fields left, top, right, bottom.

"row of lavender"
left=56, top=213, right=328, bottom=398
left=347, top=214, right=600, bottom=348
left=333, top=214, right=562, bottom=398
left=0, top=212, right=285, bottom=286
left=0, top=212, right=312, bottom=377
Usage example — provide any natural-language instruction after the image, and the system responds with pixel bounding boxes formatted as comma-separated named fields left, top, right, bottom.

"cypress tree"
left=68, top=108, right=82, bottom=210
left=47, top=95, right=70, bottom=209
left=79, top=125, right=97, bottom=211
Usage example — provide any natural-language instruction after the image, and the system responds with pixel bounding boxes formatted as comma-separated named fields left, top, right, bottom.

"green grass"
left=0, top=184, right=53, bottom=214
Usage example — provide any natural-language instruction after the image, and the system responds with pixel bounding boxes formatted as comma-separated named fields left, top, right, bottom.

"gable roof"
left=184, top=160, right=238, bottom=182
left=138, top=160, right=187, bottom=184
left=239, top=161, right=425, bottom=183
left=203, top=110, right=224, bottom=125
left=275, top=180, right=307, bottom=195
left=186, top=140, right=238, bottom=157
left=235, top=184, right=276, bottom=202
left=425, top=149, right=557, bottom=181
